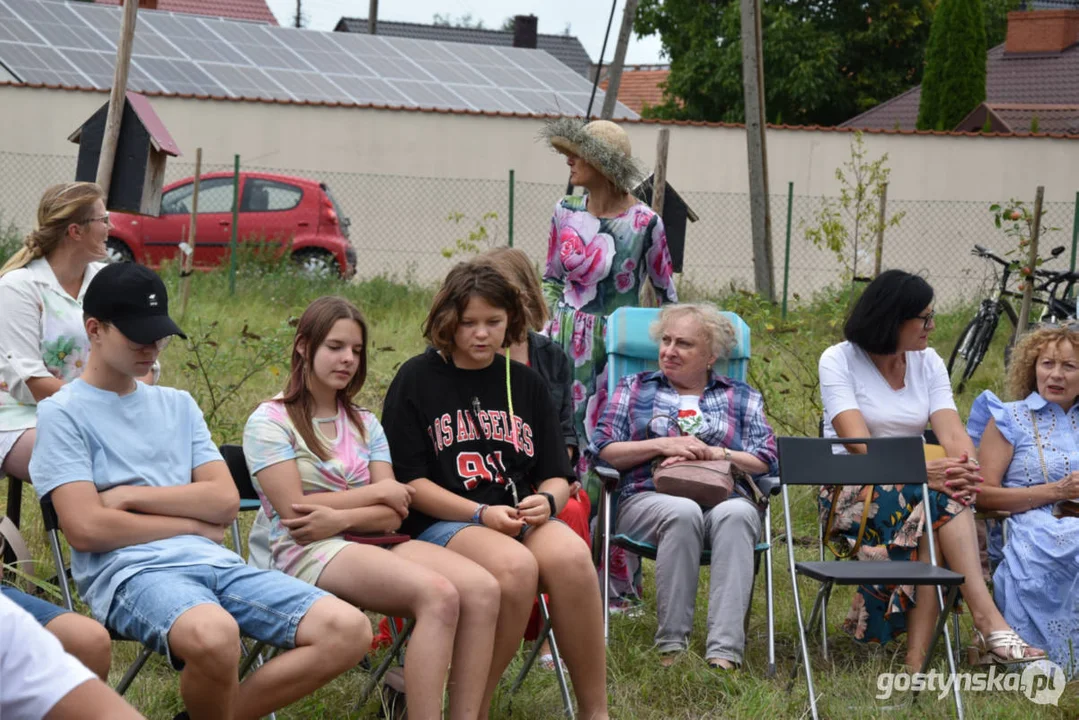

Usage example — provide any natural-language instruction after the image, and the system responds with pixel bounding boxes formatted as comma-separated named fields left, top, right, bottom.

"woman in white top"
left=818, top=270, right=1044, bottom=670
left=0, top=183, right=111, bottom=484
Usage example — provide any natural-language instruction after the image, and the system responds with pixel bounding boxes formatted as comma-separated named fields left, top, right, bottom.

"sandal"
left=659, top=651, right=683, bottom=668
left=538, top=653, right=567, bottom=672
left=967, top=629, right=1046, bottom=666
left=706, top=658, right=738, bottom=671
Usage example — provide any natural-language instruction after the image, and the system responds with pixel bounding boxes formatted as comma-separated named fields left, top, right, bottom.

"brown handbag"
left=647, top=414, right=739, bottom=509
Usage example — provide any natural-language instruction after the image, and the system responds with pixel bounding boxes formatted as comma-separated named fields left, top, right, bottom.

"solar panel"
left=0, top=0, right=639, bottom=118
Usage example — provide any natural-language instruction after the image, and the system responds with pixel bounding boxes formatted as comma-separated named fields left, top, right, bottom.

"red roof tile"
left=5, top=80, right=1079, bottom=139
left=93, top=0, right=277, bottom=25
left=600, top=67, right=670, bottom=114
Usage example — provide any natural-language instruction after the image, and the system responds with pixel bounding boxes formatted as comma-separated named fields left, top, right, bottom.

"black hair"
left=843, top=270, right=934, bottom=354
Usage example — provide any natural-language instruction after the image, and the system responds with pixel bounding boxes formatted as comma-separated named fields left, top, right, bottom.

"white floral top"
left=0, top=258, right=104, bottom=432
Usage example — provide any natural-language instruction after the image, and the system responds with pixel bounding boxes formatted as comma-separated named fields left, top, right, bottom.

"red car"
left=107, top=171, right=355, bottom=277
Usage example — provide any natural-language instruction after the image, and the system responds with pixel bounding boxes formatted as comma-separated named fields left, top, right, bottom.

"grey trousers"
left=616, top=491, right=761, bottom=663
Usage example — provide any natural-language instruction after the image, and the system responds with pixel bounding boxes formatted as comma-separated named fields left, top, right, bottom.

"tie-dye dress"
left=242, top=398, right=391, bottom=584
left=542, top=195, right=678, bottom=601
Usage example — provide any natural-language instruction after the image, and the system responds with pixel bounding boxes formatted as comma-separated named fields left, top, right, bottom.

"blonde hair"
left=1007, top=325, right=1079, bottom=400
left=650, top=303, right=737, bottom=359
left=480, top=247, right=549, bottom=335
left=0, top=183, right=105, bottom=278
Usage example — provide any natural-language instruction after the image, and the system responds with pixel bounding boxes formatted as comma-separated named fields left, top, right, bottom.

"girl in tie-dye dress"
left=541, top=119, right=679, bottom=604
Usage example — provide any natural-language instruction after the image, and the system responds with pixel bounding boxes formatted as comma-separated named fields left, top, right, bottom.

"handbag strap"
left=1029, top=409, right=1052, bottom=486
left=823, top=485, right=872, bottom=560
left=0, top=516, right=35, bottom=576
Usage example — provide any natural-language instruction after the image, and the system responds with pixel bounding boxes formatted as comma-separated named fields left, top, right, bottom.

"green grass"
left=4, top=260, right=1076, bottom=719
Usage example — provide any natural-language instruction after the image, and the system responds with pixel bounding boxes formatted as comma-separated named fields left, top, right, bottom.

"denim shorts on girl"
left=107, top=563, right=327, bottom=669
left=2, top=585, right=70, bottom=626
left=416, top=518, right=566, bottom=547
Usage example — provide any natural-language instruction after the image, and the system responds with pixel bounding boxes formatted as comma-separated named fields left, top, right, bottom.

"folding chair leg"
left=355, top=618, right=415, bottom=712
left=541, top=596, right=574, bottom=720
left=916, top=586, right=964, bottom=720
left=230, top=518, right=242, bottom=557
left=601, top=488, right=612, bottom=646
left=764, top=503, right=776, bottom=677
left=511, top=609, right=551, bottom=693
left=782, top=488, right=819, bottom=720
left=115, top=646, right=153, bottom=696
left=47, top=529, right=75, bottom=612
left=817, top=518, right=828, bottom=658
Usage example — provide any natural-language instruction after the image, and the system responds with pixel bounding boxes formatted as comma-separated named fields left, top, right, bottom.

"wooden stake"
left=874, top=182, right=888, bottom=277
left=1016, top=186, right=1045, bottom=336
left=178, top=147, right=202, bottom=321
left=741, top=0, right=775, bottom=301
left=640, top=127, right=670, bottom=308
left=368, top=0, right=378, bottom=34
left=96, top=0, right=138, bottom=196
left=601, top=0, right=639, bottom=120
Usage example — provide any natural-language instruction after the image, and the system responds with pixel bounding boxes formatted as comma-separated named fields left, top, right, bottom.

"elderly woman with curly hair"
left=590, top=303, right=777, bottom=670
left=968, top=323, right=1079, bottom=675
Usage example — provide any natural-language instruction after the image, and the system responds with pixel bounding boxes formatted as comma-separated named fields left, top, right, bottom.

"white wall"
left=3, top=84, right=1078, bottom=302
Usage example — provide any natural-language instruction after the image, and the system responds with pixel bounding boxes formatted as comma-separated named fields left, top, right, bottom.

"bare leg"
left=233, top=596, right=370, bottom=720
left=445, top=527, right=539, bottom=720
left=0, top=428, right=33, bottom=481
left=525, top=522, right=609, bottom=720
left=317, top=543, right=462, bottom=720
left=44, top=612, right=112, bottom=680
left=168, top=604, right=242, bottom=720
left=391, top=540, right=501, bottom=720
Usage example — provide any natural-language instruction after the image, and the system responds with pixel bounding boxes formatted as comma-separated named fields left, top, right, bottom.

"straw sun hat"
left=540, top=118, right=645, bottom=194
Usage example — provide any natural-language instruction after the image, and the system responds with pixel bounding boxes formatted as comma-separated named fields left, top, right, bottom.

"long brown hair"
left=423, top=260, right=527, bottom=355
left=0, top=182, right=105, bottom=277
left=481, top=247, right=549, bottom=335
left=278, top=296, right=369, bottom=460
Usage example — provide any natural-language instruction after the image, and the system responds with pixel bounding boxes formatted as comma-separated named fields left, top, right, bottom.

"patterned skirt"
left=818, top=483, right=964, bottom=645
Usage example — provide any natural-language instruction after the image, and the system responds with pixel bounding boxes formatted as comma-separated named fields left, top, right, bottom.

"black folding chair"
left=777, top=436, right=965, bottom=720
left=219, top=444, right=269, bottom=557
left=41, top=493, right=272, bottom=707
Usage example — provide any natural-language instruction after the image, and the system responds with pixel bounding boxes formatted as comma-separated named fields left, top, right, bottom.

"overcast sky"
left=262, top=0, right=668, bottom=66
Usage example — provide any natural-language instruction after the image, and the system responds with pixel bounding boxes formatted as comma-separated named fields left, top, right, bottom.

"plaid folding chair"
left=777, top=436, right=965, bottom=720
left=592, top=306, right=779, bottom=676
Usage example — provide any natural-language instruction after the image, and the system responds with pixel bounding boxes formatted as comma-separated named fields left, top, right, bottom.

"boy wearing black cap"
left=29, top=264, right=371, bottom=720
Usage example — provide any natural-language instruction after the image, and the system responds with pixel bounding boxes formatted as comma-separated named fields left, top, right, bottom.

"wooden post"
left=178, top=147, right=202, bottom=321
left=368, top=0, right=378, bottom=34
left=1016, top=186, right=1045, bottom=336
left=873, top=182, right=888, bottom=278
left=96, top=0, right=139, bottom=196
left=640, top=128, right=670, bottom=308
left=741, top=0, right=775, bottom=301
left=601, top=0, right=639, bottom=119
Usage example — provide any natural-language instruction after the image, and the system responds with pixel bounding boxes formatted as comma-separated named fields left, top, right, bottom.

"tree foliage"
left=634, top=0, right=1015, bottom=126
left=917, top=0, right=988, bottom=130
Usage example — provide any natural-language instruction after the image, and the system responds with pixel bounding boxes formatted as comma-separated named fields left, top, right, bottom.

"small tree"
left=804, top=132, right=905, bottom=281
left=917, top=0, right=987, bottom=131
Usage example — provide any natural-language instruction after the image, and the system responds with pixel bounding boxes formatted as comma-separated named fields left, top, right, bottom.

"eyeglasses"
left=915, top=310, right=936, bottom=329
left=84, top=213, right=110, bottom=226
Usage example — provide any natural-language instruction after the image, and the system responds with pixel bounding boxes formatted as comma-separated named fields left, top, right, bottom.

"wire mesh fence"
left=1, top=149, right=1075, bottom=308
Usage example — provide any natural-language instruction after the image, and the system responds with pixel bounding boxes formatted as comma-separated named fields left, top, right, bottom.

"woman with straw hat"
left=540, top=118, right=678, bottom=608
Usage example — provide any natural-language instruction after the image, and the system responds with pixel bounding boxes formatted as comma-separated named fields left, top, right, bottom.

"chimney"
left=1005, top=9, right=1079, bottom=54
left=513, top=15, right=538, bottom=49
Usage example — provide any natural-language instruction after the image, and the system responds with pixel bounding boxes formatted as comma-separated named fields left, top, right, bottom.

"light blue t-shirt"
left=29, top=379, right=243, bottom=621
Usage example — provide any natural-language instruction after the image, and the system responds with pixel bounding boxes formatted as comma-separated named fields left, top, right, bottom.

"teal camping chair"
left=593, top=306, right=778, bottom=676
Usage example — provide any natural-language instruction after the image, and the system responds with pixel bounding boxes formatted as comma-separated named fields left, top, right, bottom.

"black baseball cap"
left=83, top=263, right=187, bottom=344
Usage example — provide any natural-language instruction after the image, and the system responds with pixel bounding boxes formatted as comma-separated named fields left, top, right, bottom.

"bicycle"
left=947, top=244, right=1072, bottom=393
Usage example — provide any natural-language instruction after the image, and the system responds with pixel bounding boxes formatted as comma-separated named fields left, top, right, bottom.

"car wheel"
left=292, top=249, right=339, bottom=279
left=106, top=238, right=134, bottom=264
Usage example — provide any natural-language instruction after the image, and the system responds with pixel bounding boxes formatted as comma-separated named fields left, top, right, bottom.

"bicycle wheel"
left=948, top=316, right=994, bottom=393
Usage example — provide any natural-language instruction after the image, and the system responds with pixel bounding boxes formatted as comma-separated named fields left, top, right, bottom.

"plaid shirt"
left=589, top=370, right=778, bottom=500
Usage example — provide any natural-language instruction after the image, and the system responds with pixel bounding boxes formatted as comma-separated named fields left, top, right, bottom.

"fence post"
left=228, top=154, right=239, bottom=296
left=782, top=181, right=793, bottom=320
left=1070, top=190, right=1078, bottom=281
left=1016, top=186, right=1045, bottom=335
left=508, top=169, right=515, bottom=248
left=178, top=147, right=202, bottom=321
left=874, top=182, right=888, bottom=278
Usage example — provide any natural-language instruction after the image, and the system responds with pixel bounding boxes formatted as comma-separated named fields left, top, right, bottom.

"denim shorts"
left=107, top=564, right=327, bottom=669
left=416, top=518, right=565, bottom=547
left=2, top=585, right=69, bottom=626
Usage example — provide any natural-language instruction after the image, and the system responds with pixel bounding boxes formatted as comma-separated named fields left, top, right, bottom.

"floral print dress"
left=542, top=195, right=677, bottom=601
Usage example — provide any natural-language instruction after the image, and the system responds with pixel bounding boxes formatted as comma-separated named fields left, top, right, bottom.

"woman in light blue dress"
left=968, top=323, right=1079, bottom=675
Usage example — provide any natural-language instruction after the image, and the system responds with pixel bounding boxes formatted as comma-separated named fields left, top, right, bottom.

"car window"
left=160, top=177, right=236, bottom=215
left=240, top=178, right=303, bottom=213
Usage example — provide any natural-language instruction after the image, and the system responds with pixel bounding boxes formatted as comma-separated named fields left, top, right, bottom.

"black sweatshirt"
left=381, top=347, right=573, bottom=538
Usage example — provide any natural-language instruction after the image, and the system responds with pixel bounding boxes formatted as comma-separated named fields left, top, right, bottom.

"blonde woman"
left=968, top=323, right=1079, bottom=673
left=0, top=183, right=111, bottom=484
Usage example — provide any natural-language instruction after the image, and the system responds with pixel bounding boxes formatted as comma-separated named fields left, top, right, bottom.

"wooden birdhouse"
left=633, top=175, right=699, bottom=274
left=69, top=92, right=181, bottom=216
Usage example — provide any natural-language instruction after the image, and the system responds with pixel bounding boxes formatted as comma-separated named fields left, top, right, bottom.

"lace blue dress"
left=968, top=390, right=1079, bottom=676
